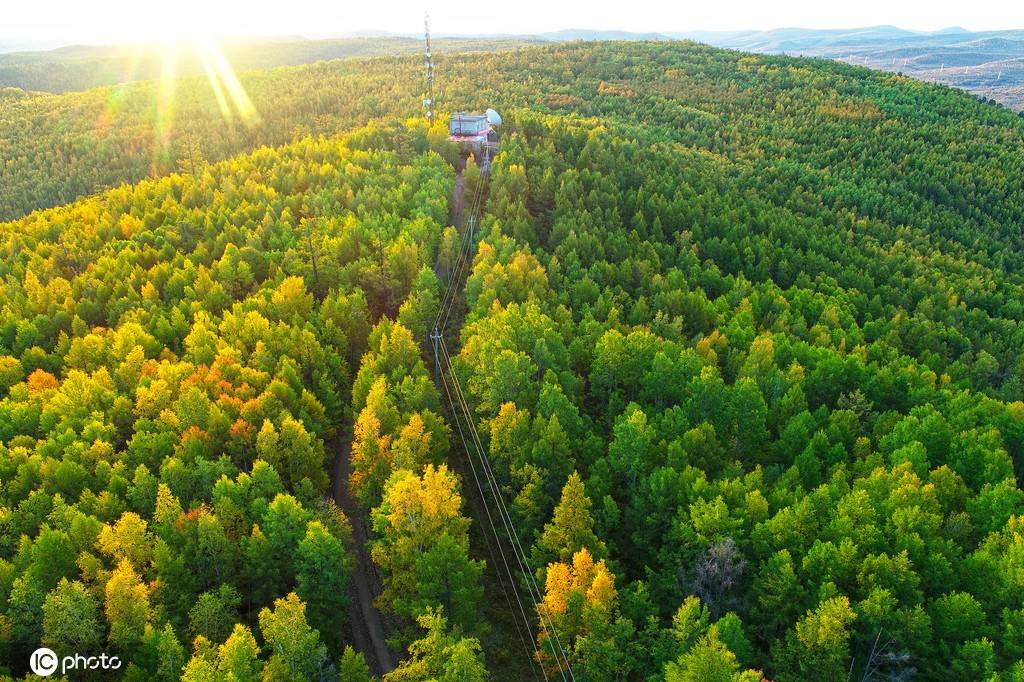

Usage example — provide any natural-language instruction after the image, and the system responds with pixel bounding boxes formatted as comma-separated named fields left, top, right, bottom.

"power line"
left=433, top=170, right=480, bottom=329
left=432, top=210, right=474, bottom=332
left=427, top=166, right=549, bottom=678
left=433, top=340, right=547, bottom=681
left=441, top=214, right=477, bottom=332
left=438, top=338, right=576, bottom=680
left=433, top=162, right=486, bottom=333
left=426, top=153, right=578, bottom=679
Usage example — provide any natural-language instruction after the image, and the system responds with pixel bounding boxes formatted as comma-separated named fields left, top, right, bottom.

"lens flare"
left=132, top=37, right=263, bottom=173
left=153, top=43, right=179, bottom=172
left=199, top=47, right=234, bottom=125
left=197, top=38, right=261, bottom=126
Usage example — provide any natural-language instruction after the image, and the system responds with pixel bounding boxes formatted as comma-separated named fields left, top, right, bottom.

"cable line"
left=433, top=213, right=472, bottom=329
left=434, top=341, right=548, bottom=681
left=427, top=154, right=578, bottom=681
left=434, top=163, right=487, bottom=332
left=438, top=338, right=576, bottom=680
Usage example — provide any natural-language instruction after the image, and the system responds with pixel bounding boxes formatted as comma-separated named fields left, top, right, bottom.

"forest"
left=1, top=39, right=1024, bottom=681
left=0, top=36, right=539, bottom=94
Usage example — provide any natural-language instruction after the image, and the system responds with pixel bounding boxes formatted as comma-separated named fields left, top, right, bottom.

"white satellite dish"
left=485, top=108, right=502, bottom=126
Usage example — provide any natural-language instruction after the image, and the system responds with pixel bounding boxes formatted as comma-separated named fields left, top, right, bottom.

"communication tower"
left=423, top=15, right=435, bottom=124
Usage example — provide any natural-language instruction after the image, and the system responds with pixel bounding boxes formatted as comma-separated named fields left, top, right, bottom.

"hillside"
left=0, top=120, right=465, bottom=679
left=1, top=40, right=1024, bottom=681
left=456, top=110, right=1024, bottom=680
left=0, top=36, right=541, bottom=93
left=685, top=27, right=1024, bottom=111
left=5, top=39, right=1024, bottom=227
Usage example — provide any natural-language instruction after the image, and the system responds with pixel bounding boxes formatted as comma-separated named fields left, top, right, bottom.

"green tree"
left=411, top=533, right=485, bottom=634
left=188, top=584, right=242, bottom=645
left=258, top=592, right=329, bottom=680
left=385, top=609, right=488, bottom=682
left=295, top=520, right=351, bottom=644
left=218, top=624, right=263, bottom=681
left=533, top=471, right=605, bottom=568
left=339, top=645, right=374, bottom=682
left=775, top=596, right=857, bottom=682
left=665, top=627, right=761, bottom=682
left=42, top=578, right=103, bottom=652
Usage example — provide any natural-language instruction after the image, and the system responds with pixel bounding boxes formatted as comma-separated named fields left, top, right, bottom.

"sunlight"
left=196, top=38, right=261, bottom=126
left=142, top=37, right=261, bottom=170
left=56, top=3, right=266, bottom=166
left=95, top=46, right=144, bottom=135
left=153, top=43, right=178, bottom=169
left=198, top=47, right=234, bottom=124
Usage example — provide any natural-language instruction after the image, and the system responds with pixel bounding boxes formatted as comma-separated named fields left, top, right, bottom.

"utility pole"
left=424, top=14, right=436, bottom=125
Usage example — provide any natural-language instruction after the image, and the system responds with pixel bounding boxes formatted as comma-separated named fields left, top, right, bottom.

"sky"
left=3, top=0, right=1024, bottom=47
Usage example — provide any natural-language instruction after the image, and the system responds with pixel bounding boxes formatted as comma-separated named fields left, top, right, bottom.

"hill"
left=5, top=39, right=1024, bottom=227
left=0, top=120, right=466, bottom=679
left=537, top=29, right=671, bottom=41
left=1, top=41, right=1024, bottom=680
left=682, top=26, right=1024, bottom=111
left=0, top=36, right=541, bottom=94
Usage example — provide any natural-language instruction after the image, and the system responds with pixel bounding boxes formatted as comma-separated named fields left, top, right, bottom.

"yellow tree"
left=98, top=512, right=154, bottom=568
left=371, top=465, right=480, bottom=632
left=105, top=559, right=151, bottom=650
left=391, top=413, right=433, bottom=471
left=350, top=407, right=393, bottom=508
left=537, top=548, right=619, bottom=677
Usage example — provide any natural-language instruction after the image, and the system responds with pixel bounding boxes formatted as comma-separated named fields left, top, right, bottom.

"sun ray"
left=120, top=43, right=148, bottom=86
left=95, top=44, right=148, bottom=136
left=199, top=38, right=261, bottom=127
left=198, top=45, right=235, bottom=125
left=125, top=35, right=263, bottom=174
left=152, top=43, right=178, bottom=173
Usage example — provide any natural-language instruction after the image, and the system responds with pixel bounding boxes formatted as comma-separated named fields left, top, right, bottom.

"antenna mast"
left=424, top=14, right=436, bottom=125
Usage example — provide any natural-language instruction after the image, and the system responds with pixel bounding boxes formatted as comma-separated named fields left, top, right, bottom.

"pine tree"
left=295, top=520, right=351, bottom=645
left=534, top=471, right=605, bottom=568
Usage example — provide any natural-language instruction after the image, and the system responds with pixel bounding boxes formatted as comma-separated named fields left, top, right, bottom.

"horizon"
left=4, top=0, right=1024, bottom=50
left=3, top=23, right=1023, bottom=55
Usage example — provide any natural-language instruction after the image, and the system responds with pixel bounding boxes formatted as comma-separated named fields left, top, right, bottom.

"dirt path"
left=329, top=164, right=468, bottom=676
left=332, top=437, right=397, bottom=675
left=452, top=171, right=466, bottom=229
left=428, top=166, right=542, bottom=678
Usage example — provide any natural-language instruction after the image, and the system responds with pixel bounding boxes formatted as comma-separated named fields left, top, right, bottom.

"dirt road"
left=332, top=438, right=396, bottom=675
left=452, top=171, right=466, bottom=228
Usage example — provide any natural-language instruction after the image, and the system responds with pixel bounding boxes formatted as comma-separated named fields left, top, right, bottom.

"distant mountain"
left=0, top=36, right=543, bottom=93
left=0, top=30, right=675, bottom=94
left=676, top=26, right=1024, bottom=111
left=8, top=26, right=1024, bottom=110
left=0, top=38, right=70, bottom=54
left=537, top=29, right=670, bottom=42
left=675, top=26, right=920, bottom=52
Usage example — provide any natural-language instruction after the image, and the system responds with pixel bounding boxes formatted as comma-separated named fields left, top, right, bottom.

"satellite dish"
left=485, top=108, right=502, bottom=126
